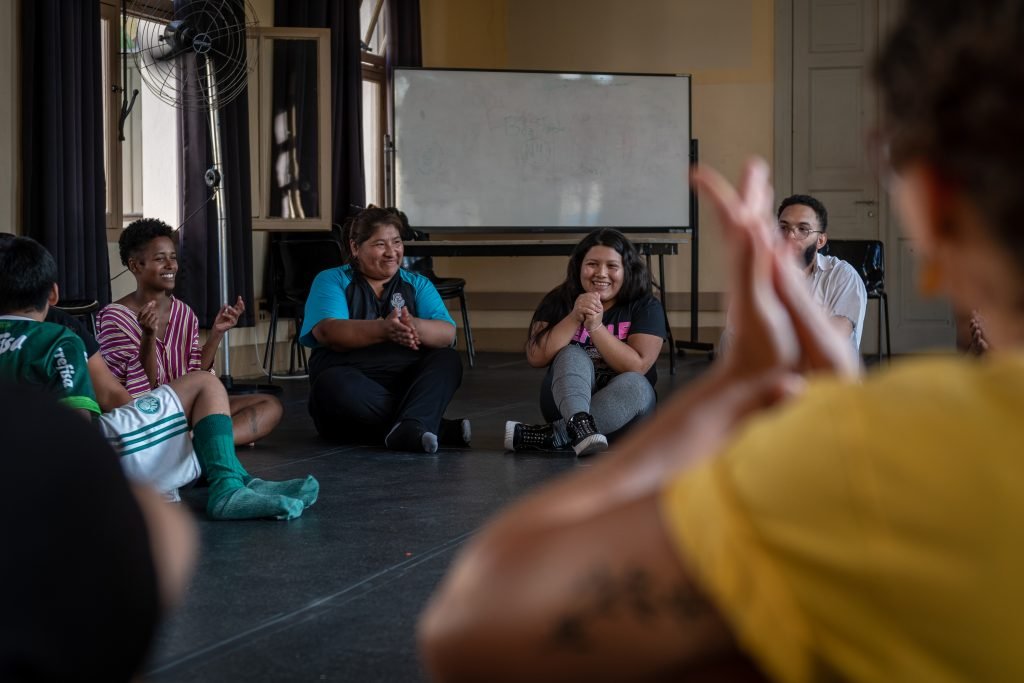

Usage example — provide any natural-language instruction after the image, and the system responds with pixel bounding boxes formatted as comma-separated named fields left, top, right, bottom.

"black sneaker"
left=566, top=412, right=608, bottom=457
left=439, top=418, right=472, bottom=447
left=504, top=421, right=558, bottom=451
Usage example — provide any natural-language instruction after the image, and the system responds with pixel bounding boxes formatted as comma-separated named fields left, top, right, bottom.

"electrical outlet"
left=258, top=310, right=269, bottom=322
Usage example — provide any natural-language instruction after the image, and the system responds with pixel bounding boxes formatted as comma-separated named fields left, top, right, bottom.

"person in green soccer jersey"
left=0, top=235, right=319, bottom=521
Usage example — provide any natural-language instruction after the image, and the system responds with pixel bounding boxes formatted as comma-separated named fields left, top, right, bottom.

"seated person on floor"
left=96, top=218, right=282, bottom=446
left=0, top=235, right=318, bottom=521
left=1, top=381, right=197, bottom=683
left=720, top=194, right=867, bottom=356
left=505, top=228, right=666, bottom=457
left=300, top=206, right=469, bottom=454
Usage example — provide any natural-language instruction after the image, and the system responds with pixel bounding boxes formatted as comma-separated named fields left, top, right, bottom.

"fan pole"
left=204, top=57, right=236, bottom=386
left=201, top=56, right=279, bottom=396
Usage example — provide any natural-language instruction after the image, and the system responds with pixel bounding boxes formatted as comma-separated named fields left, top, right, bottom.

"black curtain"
left=175, top=0, right=256, bottom=328
left=21, top=0, right=110, bottom=306
left=388, top=0, right=422, bottom=69
left=275, top=0, right=366, bottom=227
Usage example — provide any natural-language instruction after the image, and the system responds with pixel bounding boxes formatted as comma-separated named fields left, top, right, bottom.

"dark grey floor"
left=145, top=352, right=712, bottom=682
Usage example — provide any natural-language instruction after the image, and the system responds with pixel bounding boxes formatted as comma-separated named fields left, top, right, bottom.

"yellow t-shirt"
left=659, top=353, right=1024, bottom=683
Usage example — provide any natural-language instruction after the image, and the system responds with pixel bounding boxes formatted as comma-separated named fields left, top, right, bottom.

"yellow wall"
left=421, top=0, right=509, bottom=68
left=420, top=0, right=774, bottom=345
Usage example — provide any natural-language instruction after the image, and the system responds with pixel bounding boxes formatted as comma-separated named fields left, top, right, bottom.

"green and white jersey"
left=0, top=316, right=101, bottom=415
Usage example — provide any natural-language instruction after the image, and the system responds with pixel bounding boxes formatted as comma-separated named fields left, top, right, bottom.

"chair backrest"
left=277, top=239, right=345, bottom=303
left=822, top=239, right=885, bottom=294
left=54, top=299, right=99, bottom=336
left=402, top=236, right=436, bottom=277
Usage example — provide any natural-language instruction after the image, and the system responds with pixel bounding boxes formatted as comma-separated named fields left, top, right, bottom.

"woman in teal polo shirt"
left=300, top=207, right=469, bottom=453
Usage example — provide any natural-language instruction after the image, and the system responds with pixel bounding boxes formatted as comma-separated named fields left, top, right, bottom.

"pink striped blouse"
left=96, top=296, right=203, bottom=397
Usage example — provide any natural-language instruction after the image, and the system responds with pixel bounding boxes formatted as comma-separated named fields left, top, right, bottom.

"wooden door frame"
left=773, top=0, right=794, bottom=201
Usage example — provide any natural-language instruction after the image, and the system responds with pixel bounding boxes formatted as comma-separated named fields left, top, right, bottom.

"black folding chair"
left=263, top=238, right=345, bottom=379
left=824, top=239, right=892, bottom=362
left=54, top=299, right=99, bottom=336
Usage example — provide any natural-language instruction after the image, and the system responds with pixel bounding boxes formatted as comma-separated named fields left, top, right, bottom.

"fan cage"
left=125, top=0, right=258, bottom=111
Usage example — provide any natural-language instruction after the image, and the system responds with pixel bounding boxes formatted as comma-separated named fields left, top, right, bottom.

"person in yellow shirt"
left=417, top=1, right=1024, bottom=681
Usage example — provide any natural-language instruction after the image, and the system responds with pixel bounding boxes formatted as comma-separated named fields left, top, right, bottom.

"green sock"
left=246, top=476, right=320, bottom=509
left=193, top=414, right=303, bottom=521
left=208, top=488, right=304, bottom=521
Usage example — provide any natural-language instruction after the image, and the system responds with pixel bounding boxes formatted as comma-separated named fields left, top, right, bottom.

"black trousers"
left=308, top=347, right=463, bottom=443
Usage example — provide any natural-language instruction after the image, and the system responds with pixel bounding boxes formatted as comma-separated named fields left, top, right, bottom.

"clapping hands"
left=137, top=300, right=159, bottom=338
left=572, top=292, right=604, bottom=331
left=968, top=310, right=989, bottom=355
left=693, top=159, right=861, bottom=380
left=212, top=296, right=246, bottom=335
left=384, top=306, right=421, bottom=350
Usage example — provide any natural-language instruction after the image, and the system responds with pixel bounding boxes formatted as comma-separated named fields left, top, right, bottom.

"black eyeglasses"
left=778, top=225, right=823, bottom=239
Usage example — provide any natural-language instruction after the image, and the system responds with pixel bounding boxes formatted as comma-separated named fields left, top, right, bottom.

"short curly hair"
left=778, top=194, right=828, bottom=233
left=875, top=0, right=1024, bottom=269
left=119, top=218, right=176, bottom=267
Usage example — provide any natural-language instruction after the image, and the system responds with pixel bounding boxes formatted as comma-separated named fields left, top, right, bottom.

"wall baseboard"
left=468, top=327, right=723, bottom=354
left=452, top=290, right=725, bottom=313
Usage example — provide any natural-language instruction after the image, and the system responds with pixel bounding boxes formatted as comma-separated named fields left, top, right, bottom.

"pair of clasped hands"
left=382, top=305, right=421, bottom=350
left=571, top=292, right=606, bottom=333
left=673, top=159, right=863, bottom=444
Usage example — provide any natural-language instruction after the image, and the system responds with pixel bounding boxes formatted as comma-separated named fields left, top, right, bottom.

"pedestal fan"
left=125, top=0, right=275, bottom=394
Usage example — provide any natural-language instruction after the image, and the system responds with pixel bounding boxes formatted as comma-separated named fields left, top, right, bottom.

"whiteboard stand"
left=676, top=139, right=715, bottom=360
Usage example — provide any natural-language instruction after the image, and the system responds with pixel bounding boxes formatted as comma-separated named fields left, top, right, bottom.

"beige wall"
left=420, top=0, right=774, bottom=347
left=421, top=0, right=510, bottom=68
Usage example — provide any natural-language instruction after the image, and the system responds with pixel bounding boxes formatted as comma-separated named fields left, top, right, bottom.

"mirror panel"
left=250, top=27, right=332, bottom=231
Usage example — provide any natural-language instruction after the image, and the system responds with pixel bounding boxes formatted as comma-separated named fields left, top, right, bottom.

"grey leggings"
left=540, top=344, right=657, bottom=436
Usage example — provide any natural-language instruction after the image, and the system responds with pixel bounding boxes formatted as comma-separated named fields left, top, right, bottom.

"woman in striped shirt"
left=97, top=219, right=283, bottom=445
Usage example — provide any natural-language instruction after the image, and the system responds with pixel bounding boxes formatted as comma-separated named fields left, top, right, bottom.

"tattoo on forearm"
left=550, top=566, right=713, bottom=652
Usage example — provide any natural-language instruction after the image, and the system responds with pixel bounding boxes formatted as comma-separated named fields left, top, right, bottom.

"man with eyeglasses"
left=721, top=194, right=867, bottom=355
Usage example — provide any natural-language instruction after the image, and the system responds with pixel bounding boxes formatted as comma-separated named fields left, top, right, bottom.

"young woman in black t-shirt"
left=505, top=229, right=667, bottom=456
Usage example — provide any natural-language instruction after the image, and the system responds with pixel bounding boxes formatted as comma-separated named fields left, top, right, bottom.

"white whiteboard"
left=393, top=69, right=691, bottom=232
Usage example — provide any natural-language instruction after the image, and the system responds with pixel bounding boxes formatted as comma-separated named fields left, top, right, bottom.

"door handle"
left=853, top=200, right=877, bottom=205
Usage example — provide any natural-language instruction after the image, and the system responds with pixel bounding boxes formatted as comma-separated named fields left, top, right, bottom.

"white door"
left=876, top=0, right=956, bottom=352
left=777, top=0, right=955, bottom=355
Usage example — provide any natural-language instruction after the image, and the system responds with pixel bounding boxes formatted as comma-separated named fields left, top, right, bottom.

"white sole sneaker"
left=503, top=421, right=519, bottom=451
left=573, top=433, right=608, bottom=457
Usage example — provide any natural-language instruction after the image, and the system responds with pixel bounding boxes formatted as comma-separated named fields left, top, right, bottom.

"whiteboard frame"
left=390, top=67, right=694, bottom=234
